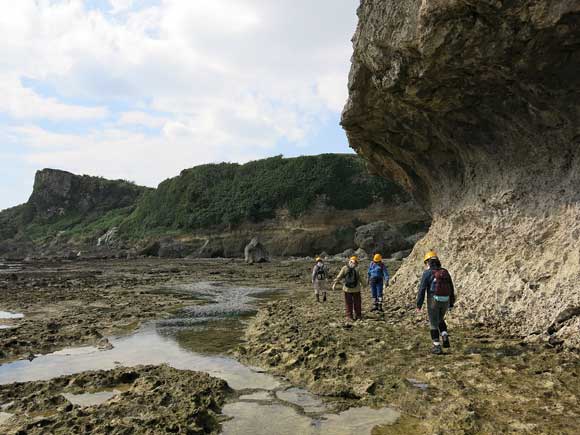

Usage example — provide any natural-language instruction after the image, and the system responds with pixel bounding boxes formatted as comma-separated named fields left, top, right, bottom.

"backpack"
left=431, top=268, right=452, bottom=296
left=344, top=267, right=359, bottom=288
left=315, top=265, right=327, bottom=280
left=369, top=262, right=385, bottom=279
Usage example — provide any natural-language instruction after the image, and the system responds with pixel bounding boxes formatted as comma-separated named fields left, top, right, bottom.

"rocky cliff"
left=26, top=169, right=146, bottom=222
left=0, top=170, right=148, bottom=257
left=342, top=1, right=580, bottom=347
left=0, top=155, right=429, bottom=259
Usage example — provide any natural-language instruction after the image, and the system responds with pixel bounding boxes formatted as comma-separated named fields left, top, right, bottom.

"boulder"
left=354, top=221, right=410, bottom=257
left=354, top=248, right=368, bottom=260
left=244, top=238, right=270, bottom=264
left=334, top=248, right=355, bottom=259
left=139, top=241, right=160, bottom=257
left=390, top=249, right=412, bottom=261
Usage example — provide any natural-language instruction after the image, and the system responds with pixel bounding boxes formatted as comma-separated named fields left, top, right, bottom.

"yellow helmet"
left=315, top=257, right=322, bottom=262
left=349, top=256, right=359, bottom=263
left=373, top=253, right=383, bottom=262
left=423, top=250, right=438, bottom=263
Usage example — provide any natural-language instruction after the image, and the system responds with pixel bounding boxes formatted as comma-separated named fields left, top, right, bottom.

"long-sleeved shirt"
left=333, top=265, right=367, bottom=293
left=417, top=266, right=456, bottom=309
left=368, top=261, right=390, bottom=283
left=312, top=263, right=328, bottom=283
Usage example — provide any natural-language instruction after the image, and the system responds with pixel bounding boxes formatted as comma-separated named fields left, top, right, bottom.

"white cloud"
left=118, top=111, right=167, bottom=129
left=0, top=76, right=108, bottom=121
left=0, top=0, right=358, bottom=199
left=110, top=0, right=135, bottom=15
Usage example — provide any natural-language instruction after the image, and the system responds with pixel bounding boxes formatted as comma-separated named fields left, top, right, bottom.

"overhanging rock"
left=342, top=0, right=580, bottom=347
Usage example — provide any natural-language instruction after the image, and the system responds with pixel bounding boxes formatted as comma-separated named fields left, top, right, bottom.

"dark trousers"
left=427, top=297, right=449, bottom=341
left=344, top=292, right=362, bottom=320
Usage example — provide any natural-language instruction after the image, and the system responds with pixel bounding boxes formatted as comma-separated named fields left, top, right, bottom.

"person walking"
left=311, top=256, right=329, bottom=302
left=367, top=253, right=390, bottom=312
left=416, top=250, right=456, bottom=355
left=332, top=256, right=367, bottom=321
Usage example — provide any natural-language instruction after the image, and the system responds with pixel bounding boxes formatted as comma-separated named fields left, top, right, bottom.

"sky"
left=0, top=0, right=359, bottom=211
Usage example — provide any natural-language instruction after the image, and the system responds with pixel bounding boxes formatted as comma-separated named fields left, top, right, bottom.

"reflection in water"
left=62, top=390, right=120, bottom=407
left=277, top=387, right=327, bottom=413
left=222, top=402, right=400, bottom=435
left=0, top=281, right=400, bottom=434
left=0, top=311, right=24, bottom=319
left=0, top=326, right=280, bottom=390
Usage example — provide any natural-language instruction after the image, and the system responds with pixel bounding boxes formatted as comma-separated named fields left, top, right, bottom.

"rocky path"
left=237, top=292, right=580, bottom=434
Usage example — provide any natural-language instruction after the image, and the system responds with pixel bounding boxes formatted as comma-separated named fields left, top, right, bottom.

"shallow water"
left=221, top=403, right=400, bottom=435
left=0, top=281, right=399, bottom=433
left=0, top=411, right=14, bottom=425
left=62, top=390, right=120, bottom=407
left=0, top=311, right=24, bottom=319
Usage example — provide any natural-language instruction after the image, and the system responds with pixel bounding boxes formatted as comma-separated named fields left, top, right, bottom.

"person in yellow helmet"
left=367, top=253, right=390, bottom=312
left=332, top=256, right=367, bottom=321
left=417, top=250, right=456, bottom=355
left=311, top=256, right=328, bottom=302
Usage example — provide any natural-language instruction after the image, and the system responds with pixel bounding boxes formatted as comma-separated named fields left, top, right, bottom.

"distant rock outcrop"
left=26, top=169, right=145, bottom=222
left=244, top=238, right=270, bottom=264
left=342, top=0, right=580, bottom=347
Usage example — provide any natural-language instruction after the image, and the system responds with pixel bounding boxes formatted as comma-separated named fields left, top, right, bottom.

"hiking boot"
left=370, top=304, right=378, bottom=312
left=442, top=334, right=450, bottom=348
left=322, top=293, right=327, bottom=302
left=316, top=294, right=320, bottom=303
left=431, top=344, right=443, bottom=355
left=378, top=303, right=384, bottom=312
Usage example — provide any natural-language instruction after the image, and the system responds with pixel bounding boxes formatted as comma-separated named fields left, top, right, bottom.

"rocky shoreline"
left=0, top=257, right=330, bottom=363
left=2, top=258, right=580, bottom=434
left=237, top=292, right=580, bottom=434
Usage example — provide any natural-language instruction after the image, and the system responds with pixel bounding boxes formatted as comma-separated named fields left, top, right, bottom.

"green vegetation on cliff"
left=120, top=154, right=406, bottom=237
left=0, top=170, right=148, bottom=250
left=0, top=154, right=408, bottom=253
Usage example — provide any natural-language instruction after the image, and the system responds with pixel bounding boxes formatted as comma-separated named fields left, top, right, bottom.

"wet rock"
left=0, top=365, right=230, bottom=435
left=353, top=379, right=377, bottom=397
left=244, top=238, right=270, bottom=264
left=96, top=338, right=114, bottom=350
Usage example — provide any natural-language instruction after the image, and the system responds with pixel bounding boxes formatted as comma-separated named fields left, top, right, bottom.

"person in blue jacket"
left=417, top=250, right=456, bottom=355
left=368, top=253, right=390, bottom=312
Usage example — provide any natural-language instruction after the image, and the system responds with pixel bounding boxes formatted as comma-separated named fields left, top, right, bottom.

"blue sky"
left=0, top=0, right=357, bottom=211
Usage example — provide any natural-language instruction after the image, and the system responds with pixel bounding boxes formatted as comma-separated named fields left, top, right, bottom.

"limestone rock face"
left=342, top=1, right=580, bottom=346
left=244, top=237, right=270, bottom=264
left=27, top=169, right=146, bottom=221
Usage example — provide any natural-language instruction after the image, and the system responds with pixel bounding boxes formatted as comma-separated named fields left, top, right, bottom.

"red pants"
left=344, top=292, right=362, bottom=320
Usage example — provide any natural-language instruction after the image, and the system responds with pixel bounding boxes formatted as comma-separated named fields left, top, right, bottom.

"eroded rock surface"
left=238, top=297, right=580, bottom=434
left=0, top=365, right=230, bottom=434
left=342, top=0, right=580, bottom=346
